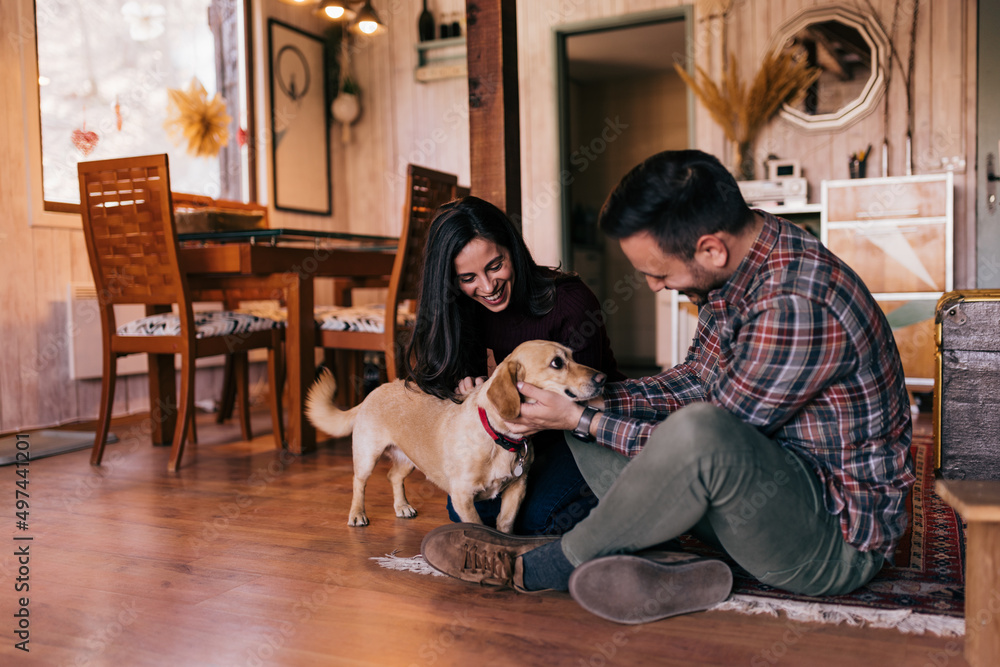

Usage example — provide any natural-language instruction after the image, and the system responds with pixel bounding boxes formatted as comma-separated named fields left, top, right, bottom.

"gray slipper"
left=568, top=554, right=733, bottom=624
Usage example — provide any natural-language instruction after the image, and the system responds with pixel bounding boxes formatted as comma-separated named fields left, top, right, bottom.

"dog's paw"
left=347, top=512, right=369, bottom=527
left=394, top=504, right=417, bottom=519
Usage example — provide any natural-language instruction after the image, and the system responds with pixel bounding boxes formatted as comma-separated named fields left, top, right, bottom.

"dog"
left=306, top=340, right=606, bottom=532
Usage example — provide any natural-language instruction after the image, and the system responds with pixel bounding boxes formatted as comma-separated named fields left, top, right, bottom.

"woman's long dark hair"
left=403, top=196, right=559, bottom=401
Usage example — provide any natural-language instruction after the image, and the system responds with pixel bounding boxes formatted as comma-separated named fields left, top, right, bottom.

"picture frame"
left=268, top=19, right=330, bottom=215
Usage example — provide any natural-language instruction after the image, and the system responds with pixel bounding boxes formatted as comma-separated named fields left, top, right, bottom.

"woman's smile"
left=479, top=281, right=508, bottom=306
left=454, top=238, right=515, bottom=312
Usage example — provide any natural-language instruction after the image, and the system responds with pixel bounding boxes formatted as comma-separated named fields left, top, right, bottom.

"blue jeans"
left=446, top=430, right=598, bottom=535
left=560, top=403, right=885, bottom=596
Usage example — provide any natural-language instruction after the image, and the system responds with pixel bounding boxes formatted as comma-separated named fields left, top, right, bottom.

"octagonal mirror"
left=768, top=5, right=890, bottom=131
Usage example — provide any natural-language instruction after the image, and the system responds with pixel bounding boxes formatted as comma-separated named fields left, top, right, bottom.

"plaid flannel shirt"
left=598, top=213, right=915, bottom=558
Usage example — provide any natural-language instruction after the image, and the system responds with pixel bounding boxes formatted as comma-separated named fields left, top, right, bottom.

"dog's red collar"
left=478, top=407, right=527, bottom=451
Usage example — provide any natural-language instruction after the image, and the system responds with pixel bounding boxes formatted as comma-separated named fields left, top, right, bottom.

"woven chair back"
left=78, top=154, right=186, bottom=307
left=391, top=165, right=464, bottom=306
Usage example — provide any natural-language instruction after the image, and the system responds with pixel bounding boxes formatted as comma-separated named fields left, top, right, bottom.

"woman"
left=403, top=196, right=624, bottom=535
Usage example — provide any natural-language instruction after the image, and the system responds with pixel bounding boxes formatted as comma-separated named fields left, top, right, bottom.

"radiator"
left=67, top=282, right=148, bottom=380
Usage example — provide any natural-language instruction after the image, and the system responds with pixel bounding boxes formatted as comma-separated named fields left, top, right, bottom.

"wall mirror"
left=767, top=5, right=889, bottom=131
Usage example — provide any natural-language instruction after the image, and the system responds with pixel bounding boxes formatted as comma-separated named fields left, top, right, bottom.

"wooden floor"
left=2, top=410, right=968, bottom=666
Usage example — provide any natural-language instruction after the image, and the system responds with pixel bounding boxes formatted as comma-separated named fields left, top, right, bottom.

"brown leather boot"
left=568, top=553, right=733, bottom=624
left=421, top=523, right=559, bottom=589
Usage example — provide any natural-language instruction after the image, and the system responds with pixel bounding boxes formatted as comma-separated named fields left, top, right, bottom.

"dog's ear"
left=487, top=360, right=522, bottom=420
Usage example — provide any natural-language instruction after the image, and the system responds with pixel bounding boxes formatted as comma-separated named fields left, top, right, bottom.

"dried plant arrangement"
left=164, top=77, right=232, bottom=158
left=674, top=50, right=819, bottom=179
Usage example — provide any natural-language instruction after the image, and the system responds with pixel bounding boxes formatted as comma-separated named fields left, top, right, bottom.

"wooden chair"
left=172, top=191, right=284, bottom=436
left=316, top=164, right=469, bottom=403
left=78, top=154, right=284, bottom=471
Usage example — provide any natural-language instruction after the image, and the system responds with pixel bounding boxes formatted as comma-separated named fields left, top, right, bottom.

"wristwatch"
left=572, top=405, right=599, bottom=442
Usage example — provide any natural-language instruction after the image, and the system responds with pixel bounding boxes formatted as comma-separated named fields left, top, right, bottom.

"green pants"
left=560, top=402, right=884, bottom=596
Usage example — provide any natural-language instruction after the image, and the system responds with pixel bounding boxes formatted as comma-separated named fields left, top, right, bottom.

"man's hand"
left=503, top=382, right=603, bottom=437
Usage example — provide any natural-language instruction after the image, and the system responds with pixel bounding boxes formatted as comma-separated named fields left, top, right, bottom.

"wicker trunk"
left=935, top=290, right=1000, bottom=480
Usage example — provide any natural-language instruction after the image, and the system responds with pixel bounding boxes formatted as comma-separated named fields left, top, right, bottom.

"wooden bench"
left=935, top=479, right=1000, bottom=667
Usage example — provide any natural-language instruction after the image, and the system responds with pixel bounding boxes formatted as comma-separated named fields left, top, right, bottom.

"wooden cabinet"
left=822, top=173, right=954, bottom=389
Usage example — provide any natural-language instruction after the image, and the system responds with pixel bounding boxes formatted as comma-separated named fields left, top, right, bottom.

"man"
left=422, top=150, right=915, bottom=624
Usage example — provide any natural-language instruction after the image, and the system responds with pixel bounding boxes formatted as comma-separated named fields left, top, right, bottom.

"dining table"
left=170, top=228, right=398, bottom=456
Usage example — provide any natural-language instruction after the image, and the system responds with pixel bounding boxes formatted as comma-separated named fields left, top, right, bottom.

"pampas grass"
left=674, top=51, right=819, bottom=178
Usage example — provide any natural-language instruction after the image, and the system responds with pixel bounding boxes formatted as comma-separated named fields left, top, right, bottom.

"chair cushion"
left=315, top=304, right=415, bottom=333
left=233, top=302, right=289, bottom=323
left=116, top=311, right=280, bottom=339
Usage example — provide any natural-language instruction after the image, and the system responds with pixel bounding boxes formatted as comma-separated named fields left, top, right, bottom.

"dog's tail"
left=305, top=368, right=358, bottom=438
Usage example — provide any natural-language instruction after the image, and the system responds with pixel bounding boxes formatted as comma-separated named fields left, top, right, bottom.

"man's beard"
left=679, top=261, right=726, bottom=305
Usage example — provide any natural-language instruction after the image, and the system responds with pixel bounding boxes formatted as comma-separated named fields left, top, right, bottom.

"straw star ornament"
left=164, top=77, right=232, bottom=158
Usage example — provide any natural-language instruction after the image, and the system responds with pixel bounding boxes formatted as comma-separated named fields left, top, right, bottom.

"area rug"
left=373, top=433, right=966, bottom=636
left=0, top=430, right=117, bottom=465
left=699, top=433, right=966, bottom=636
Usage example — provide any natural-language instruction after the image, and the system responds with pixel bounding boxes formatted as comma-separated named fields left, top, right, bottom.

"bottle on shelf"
left=418, top=0, right=435, bottom=42
left=439, top=13, right=452, bottom=39
left=450, top=13, right=460, bottom=37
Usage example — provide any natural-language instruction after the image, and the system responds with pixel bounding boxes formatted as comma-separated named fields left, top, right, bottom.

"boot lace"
left=461, top=543, right=514, bottom=586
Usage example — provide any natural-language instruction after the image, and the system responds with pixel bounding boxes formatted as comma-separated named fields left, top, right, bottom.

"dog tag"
left=513, top=462, right=523, bottom=477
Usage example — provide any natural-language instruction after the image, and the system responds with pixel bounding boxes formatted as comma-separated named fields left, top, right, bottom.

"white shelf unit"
left=821, top=173, right=954, bottom=389
left=415, top=37, right=466, bottom=82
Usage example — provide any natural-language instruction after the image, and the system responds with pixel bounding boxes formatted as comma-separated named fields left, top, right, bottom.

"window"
left=33, top=0, right=255, bottom=211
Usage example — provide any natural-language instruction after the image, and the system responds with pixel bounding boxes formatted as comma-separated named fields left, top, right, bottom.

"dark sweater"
left=469, top=275, right=625, bottom=382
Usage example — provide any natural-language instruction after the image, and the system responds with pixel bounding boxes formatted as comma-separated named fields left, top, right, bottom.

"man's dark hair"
left=598, top=150, right=754, bottom=258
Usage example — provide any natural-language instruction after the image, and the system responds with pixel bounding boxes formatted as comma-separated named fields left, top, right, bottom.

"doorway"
left=978, top=0, right=1000, bottom=287
left=556, top=10, right=692, bottom=374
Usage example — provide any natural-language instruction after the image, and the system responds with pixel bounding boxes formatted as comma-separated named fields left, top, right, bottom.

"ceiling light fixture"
left=352, top=1, right=384, bottom=35
left=277, top=0, right=385, bottom=34
left=317, top=0, right=350, bottom=20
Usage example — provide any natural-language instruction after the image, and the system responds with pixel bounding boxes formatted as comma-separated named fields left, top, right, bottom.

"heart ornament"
left=72, top=127, right=99, bottom=156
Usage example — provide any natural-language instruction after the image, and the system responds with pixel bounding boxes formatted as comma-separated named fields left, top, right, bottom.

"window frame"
left=20, top=0, right=257, bottom=228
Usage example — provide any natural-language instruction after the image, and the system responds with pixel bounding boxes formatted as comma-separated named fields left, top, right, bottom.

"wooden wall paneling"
left=922, top=0, right=971, bottom=290
left=31, top=228, right=70, bottom=425
left=385, top=0, right=415, bottom=215
left=513, top=0, right=550, bottom=261
left=375, top=24, right=401, bottom=237
left=945, top=3, right=977, bottom=289
left=0, top=0, right=34, bottom=432
left=352, top=30, right=398, bottom=239
left=625, top=0, right=664, bottom=14
left=68, top=231, right=99, bottom=422
left=961, top=0, right=979, bottom=289
left=123, top=374, right=150, bottom=421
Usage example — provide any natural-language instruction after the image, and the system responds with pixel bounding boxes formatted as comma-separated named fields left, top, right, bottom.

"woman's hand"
left=456, top=375, right=486, bottom=397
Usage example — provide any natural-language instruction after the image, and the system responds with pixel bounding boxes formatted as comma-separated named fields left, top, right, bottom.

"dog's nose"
left=593, top=372, right=606, bottom=387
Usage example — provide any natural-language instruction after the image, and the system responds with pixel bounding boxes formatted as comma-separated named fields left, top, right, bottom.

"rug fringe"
left=712, top=594, right=965, bottom=637
left=370, top=552, right=446, bottom=577
left=371, top=554, right=965, bottom=637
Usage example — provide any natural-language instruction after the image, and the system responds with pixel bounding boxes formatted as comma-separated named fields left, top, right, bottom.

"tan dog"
left=306, top=340, right=606, bottom=532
